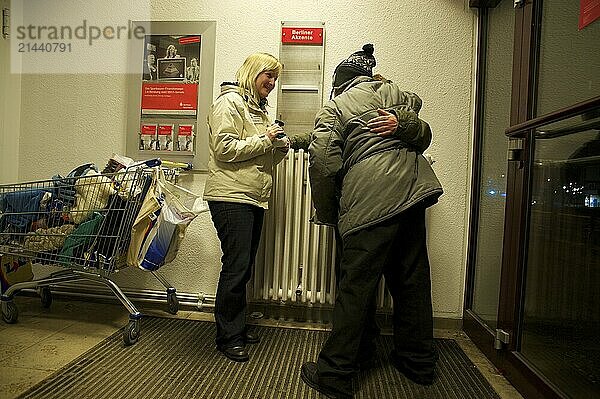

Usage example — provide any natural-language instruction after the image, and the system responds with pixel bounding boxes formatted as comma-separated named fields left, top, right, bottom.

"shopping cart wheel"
left=2, top=301, right=18, bottom=324
left=167, top=292, right=179, bottom=315
left=39, top=287, right=52, bottom=308
left=123, top=319, right=140, bottom=346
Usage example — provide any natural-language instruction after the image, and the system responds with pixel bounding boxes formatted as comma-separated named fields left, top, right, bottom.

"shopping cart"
left=0, top=159, right=180, bottom=345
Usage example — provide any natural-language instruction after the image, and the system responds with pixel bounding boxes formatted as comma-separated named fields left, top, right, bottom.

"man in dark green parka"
left=300, top=44, right=443, bottom=399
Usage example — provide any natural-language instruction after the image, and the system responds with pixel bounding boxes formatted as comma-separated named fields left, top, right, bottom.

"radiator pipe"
left=19, top=285, right=216, bottom=311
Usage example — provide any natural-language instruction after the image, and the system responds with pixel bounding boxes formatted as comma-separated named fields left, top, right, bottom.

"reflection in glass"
left=522, top=112, right=600, bottom=398
left=537, top=1, right=600, bottom=116
left=470, top=1, right=513, bottom=329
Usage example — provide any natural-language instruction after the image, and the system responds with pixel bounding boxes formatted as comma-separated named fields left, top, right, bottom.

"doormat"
left=17, top=317, right=500, bottom=399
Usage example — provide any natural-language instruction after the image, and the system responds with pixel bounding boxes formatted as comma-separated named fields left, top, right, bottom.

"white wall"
left=14, top=0, right=476, bottom=320
left=0, top=0, right=21, bottom=184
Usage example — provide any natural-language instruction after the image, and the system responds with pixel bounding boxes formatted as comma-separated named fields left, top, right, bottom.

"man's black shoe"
left=244, top=332, right=260, bottom=344
left=390, top=352, right=435, bottom=385
left=300, top=362, right=352, bottom=399
left=218, top=345, right=249, bottom=362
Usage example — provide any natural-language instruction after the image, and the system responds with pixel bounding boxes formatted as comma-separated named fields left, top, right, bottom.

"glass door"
left=521, top=112, right=600, bottom=398
left=465, top=0, right=600, bottom=397
left=464, top=0, right=514, bottom=353
left=513, top=2, right=600, bottom=396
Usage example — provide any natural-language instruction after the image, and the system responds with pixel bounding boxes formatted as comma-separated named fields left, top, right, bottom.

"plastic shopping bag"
left=160, top=177, right=209, bottom=216
left=137, top=171, right=204, bottom=271
left=127, top=173, right=161, bottom=268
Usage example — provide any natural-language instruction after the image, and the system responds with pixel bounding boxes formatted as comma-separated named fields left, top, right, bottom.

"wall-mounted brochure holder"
left=126, top=21, right=216, bottom=170
left=277, top=21, right=325, bottom=137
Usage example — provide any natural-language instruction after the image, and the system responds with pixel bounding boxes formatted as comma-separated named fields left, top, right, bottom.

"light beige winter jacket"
left=203, top=83, right=287, bottom=209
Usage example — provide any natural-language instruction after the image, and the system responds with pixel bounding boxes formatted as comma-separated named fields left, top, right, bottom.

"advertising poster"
left=141, top=35, right=201, bottom=115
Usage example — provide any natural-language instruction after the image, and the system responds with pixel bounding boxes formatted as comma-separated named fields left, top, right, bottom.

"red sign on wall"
left=580, top=0, right=600, bottom=29
left=281, top=27, right=323, bottom=45
left=141, top=83, right=198, bottom=115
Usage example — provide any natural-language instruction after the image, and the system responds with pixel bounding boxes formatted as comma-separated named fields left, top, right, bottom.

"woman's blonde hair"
left=236, top=53, right=282, bottom=103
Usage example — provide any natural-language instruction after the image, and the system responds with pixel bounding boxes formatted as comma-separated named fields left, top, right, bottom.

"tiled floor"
left=0, top=295, right=523, bottom=399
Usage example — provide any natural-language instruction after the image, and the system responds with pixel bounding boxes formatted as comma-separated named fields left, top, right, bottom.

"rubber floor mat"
left=17, top=317, right=500, bottom=399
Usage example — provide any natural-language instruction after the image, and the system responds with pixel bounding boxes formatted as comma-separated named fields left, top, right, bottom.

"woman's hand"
left=265, top=124, right=285, bottom=142
left=367, top=109, right=398, bottom=137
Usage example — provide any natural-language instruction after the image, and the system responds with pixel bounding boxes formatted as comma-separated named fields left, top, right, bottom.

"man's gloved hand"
left=273, top=136, right=290, bottom=150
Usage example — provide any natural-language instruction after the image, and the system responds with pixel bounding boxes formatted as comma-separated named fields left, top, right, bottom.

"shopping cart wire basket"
left=0, top=158, right=180, bottom=346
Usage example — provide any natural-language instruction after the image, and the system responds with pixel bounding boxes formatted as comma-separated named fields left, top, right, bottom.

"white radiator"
left=253, top=150, right=392, bottom=309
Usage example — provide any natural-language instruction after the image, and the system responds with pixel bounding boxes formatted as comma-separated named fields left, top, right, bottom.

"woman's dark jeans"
left=208, top=201, right=264, bottom=348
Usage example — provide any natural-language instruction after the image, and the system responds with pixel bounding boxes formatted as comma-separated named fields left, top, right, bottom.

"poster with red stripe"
left=141, top=83, right=198, bottom=115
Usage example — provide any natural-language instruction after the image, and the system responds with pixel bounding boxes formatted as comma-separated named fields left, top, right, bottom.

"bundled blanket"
left=70, top=171, right=116, bottom=224
left=24, top=224, right=76, bottom=252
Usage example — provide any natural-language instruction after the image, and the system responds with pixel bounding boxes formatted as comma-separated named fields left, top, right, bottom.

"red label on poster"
left=141, top=83, right=198, bottom=114
left=281, top=27, right=323, bottom=45
left=141, top=124, right=157, bottom=135
left=179, top=36, right=201, bottom=45
left=158, top=125, right=173, bottom=135
left=580, top=0, right=600, bottom=29
left=178, top=125, right=193, bottom=135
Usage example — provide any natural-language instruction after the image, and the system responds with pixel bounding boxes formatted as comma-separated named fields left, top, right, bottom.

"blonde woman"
left=203, top=53, right=288, bottom=362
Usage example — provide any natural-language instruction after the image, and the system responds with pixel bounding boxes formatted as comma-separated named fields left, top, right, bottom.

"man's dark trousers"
left=316, top=205, right=436, bottom=392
